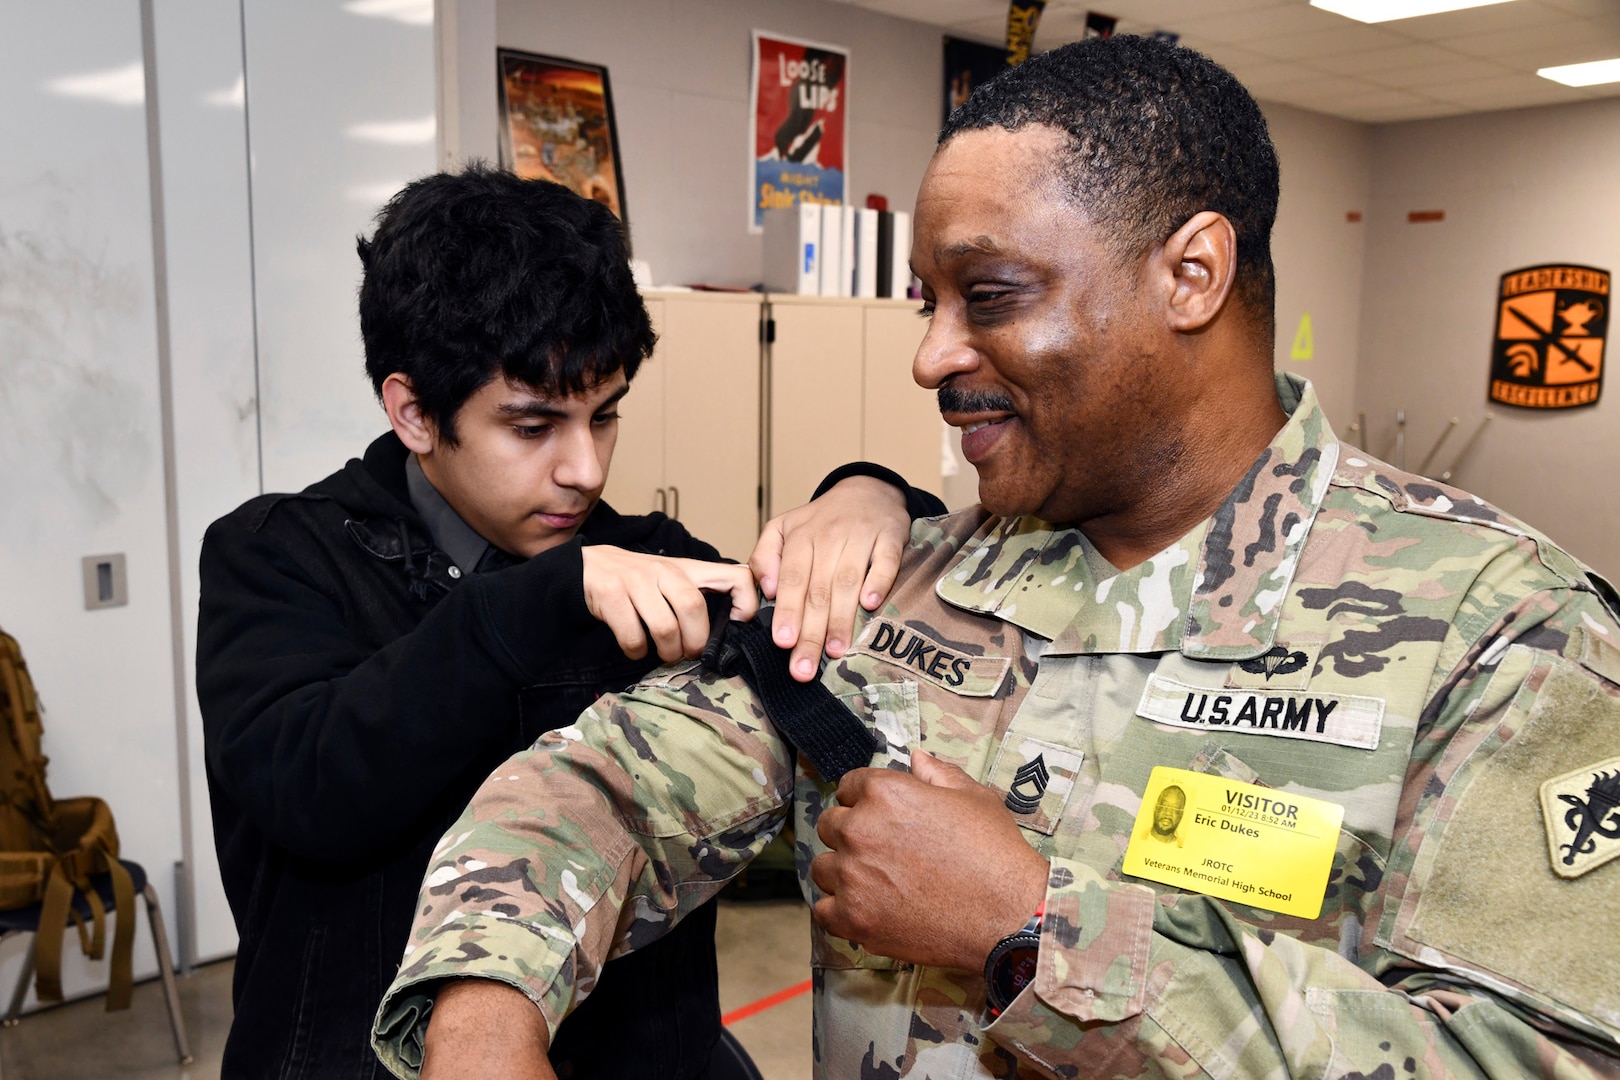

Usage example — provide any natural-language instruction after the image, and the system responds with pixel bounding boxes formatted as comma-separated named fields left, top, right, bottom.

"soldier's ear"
left=1156, top=211, right=1238, bottom=334
left=382, top=373, right=437, bottom=455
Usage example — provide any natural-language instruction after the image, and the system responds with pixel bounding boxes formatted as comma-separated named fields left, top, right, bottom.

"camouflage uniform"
left=373, top=375, right=1620, bottom=1079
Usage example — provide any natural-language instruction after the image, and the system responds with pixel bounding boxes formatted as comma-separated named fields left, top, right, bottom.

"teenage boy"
left=196, top=166, right=939, bottom=1079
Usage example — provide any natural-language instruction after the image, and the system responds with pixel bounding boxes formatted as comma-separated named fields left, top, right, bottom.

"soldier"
left=373, top=39, right=1620, bottom=1080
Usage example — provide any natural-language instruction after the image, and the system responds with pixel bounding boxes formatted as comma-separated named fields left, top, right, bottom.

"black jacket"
left=197, top=432, right=727, bottom=1079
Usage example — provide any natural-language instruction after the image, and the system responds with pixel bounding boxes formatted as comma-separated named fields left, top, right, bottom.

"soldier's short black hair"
left=357, top=164, right=653, bottom=444
left=940, top=36, right=1280, bottom=335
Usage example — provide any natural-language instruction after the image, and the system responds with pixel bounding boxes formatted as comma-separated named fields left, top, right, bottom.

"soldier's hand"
left=581, top=547, right=758, bottom=663
left=810, top=751, right=1049, bottom=972
left=750, top=475, right=908, bottom=682
left=421, top=978, right=554, bottom=1080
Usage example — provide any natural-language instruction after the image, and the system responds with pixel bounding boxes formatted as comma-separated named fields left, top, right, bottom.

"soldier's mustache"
left=937, top=386, right=1016, bottom=416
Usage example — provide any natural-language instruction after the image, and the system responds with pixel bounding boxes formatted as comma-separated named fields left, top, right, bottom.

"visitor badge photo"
left=1123, top=766, right=1345, bottom=919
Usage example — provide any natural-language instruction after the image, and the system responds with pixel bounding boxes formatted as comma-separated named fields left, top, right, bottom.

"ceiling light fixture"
left=1309, top=0, right=1516, bottom=23
left=1538, top=58, right=1620, bottom=87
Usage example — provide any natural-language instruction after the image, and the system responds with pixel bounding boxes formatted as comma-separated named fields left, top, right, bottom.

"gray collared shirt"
left=405, top=453, right=494, bottom=575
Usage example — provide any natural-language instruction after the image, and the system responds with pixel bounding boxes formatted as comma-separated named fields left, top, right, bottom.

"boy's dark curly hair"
left=357, top=164, right=653, bottom=443
left=941, top=35, right=1280, bottom=337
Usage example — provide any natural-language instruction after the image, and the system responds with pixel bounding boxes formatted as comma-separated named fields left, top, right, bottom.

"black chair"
left=707, top=1028, right=765, bottom=1080
left=0, top=858, right=191, bottom=1073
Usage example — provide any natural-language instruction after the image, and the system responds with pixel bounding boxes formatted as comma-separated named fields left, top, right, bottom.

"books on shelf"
left=889, top=210, right=912, bottom=299
left=855, top=208, right=879, bottom=299
left=838, top=206, right=856, bottom=298
left=762, top=203, right=821, bottom=294
left=818, top=205, right=842, bottom=298
left=761, top=204, right=913, bottom=298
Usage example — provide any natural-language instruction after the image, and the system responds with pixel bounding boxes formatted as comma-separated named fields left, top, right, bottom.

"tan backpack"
left=0, top=627, right=134, bottom=1010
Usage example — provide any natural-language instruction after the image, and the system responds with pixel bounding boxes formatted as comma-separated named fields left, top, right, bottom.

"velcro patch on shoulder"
left=1540, top=756, right=1620, bottom=879
left=849, top=618, right=1008, bottom=697
left=1138, top=674, right=1384, bottom=751
left=1576, top=623, right=1620, bottom=687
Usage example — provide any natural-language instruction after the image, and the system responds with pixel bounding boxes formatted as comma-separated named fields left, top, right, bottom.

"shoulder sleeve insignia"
left=1540, top=756, right=1620, bottom=879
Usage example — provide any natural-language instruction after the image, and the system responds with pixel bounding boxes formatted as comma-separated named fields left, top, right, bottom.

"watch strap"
left=984, top=902, right=1045, bottom=1017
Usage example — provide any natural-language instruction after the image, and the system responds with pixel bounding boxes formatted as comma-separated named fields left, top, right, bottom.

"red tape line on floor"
left=722, top=978, right=813, bottom=1026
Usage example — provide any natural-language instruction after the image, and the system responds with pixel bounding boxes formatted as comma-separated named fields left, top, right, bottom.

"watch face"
left=988, top=937, right=1040, bottom=1013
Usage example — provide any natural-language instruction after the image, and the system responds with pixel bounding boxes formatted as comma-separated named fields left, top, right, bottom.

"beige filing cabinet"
left=765, top=295, right=941, bottom=517
left=603, top=290, right=763, bottom=562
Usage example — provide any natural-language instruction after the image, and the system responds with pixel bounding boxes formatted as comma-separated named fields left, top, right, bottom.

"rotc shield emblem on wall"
left=1490, top=264, right=1609, bottom=410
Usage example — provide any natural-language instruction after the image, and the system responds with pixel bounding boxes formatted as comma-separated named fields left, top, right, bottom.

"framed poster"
left=943, top=36, right=1006, bottom=124
left=497, top=48, right=627, bottom=223
left=749, top=31, right=848, bottom=233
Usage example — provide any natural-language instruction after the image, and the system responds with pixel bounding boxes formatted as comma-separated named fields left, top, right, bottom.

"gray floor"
left=0, top=900, right=813, bottom=1080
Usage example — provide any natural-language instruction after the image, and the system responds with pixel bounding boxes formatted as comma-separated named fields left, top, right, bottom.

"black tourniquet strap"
left=701, top=600, right=879, bottom=783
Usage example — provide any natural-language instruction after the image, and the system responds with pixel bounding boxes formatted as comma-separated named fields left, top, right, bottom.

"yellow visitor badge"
left=1123, top=766, right=1345, bottom=919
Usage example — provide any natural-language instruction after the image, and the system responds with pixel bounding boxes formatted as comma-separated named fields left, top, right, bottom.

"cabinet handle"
left=655, top=487, right=667, bottom=514
left=669, top=486, right=680, bottom=520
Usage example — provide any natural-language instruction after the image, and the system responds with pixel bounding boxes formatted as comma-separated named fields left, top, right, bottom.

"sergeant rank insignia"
left=1540, top=756, right=1620, bottom=879
left=1489, top=263, right=1608, bottom=410
left=1005, top=755, right=1049, bottom=814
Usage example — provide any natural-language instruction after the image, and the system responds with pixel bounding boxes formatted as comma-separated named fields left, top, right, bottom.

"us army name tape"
left=1138, top=674, right=1384, bottom=751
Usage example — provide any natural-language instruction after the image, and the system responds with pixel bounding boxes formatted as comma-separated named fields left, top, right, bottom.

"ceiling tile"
left=1352, top=100, right=1474, bottom=121
left=1443, top=18, right=1613, bottom=60
left=1379, top=1, right=1579, bottom=41
left=1430, top=71, right=1592, bottom=106
left=1538, top=0, right=1620, bottom=16
left=853, top=0, right=1001, bottom=22
left=1166, top=5, right=1346, bottom=45
left=1219, top=59, right=1324, bottom=89
left=1248, top=73, right=1385, bottom=99
left=1191, top=42, right=1292, bottom=70
left=1310, top=41, right=1462, bottom=74
left=1313, top=86, right=1438, bottom=110
left=949, top=13, right=1013, bottom=39
left=1246, top=24, right=1410, bottom=60
left=1367, top=56, right=1513, bottom=87
left=1082, top=0, right=1288, bottom=23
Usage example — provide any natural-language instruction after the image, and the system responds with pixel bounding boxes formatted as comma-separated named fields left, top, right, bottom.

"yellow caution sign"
left=1290, top=312, right=1314, bottom=361
left=1123, top=766, right=1344, bottom=919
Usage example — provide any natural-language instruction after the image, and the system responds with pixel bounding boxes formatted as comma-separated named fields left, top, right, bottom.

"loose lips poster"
left=750, top=31, right=848, bottom=232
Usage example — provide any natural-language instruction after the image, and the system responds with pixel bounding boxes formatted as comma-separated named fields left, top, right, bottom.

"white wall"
left=0, top=0, right=437, bottom=1006
left=149, top=0, right=261, bottom=966
left=244, top=0, right=438, bottom=495
left=1359, top=97, right=1620, bottom=578
left=0, top=0, right=183, bottom=1005
left=1264, top=102, right=1371, bottom=434
left=462, top=0, right=944, bottom=288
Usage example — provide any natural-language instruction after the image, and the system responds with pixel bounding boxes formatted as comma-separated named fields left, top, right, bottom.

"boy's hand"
left=581, top=548, right=757, bottom=663
left=750, top=476, right=908, bottom=682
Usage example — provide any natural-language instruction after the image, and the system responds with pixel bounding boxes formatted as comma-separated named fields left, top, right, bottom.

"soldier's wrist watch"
left=983, top=902, right=1044, bottom=1018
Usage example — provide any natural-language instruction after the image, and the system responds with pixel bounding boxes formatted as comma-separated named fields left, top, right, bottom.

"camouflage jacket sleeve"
left=987, top=583, right=1620, bottom=1079
left=370, top=662, right=795, bottom=1079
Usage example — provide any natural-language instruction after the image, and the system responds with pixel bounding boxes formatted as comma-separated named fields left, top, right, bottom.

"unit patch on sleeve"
left=1540, top=756, right=1620, bottom=879
left=850, top=617, right=1009, bottom=696
left=1138, top=674, right=1383, bottom=751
